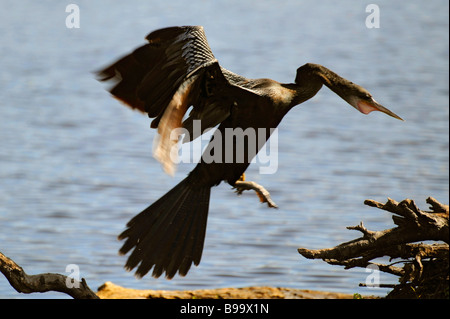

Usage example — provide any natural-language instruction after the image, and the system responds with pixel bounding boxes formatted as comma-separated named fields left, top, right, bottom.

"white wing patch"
left=153, top=75, right=199, bottom=175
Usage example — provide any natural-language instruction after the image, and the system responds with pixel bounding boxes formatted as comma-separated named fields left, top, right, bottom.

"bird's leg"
left=233, top=174, right=278, bottom=208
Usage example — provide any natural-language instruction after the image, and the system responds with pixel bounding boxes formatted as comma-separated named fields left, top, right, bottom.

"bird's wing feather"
left=97, top=26, right=258, bottom=174
left=97, top=26, right=216, bottom=117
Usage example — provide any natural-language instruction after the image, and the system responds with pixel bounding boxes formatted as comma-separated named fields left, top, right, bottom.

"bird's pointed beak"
left=357, top=98, right=404, bottom=121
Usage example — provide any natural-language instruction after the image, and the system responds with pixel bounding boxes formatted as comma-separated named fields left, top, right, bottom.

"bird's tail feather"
left=118, top=177, right=210, bottom=279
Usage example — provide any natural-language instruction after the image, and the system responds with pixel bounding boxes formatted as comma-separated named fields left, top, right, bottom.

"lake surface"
left=0, top=1, right=448, bottom=298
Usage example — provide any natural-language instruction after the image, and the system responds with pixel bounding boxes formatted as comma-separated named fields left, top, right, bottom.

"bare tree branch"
left=0, top=251, right=99, bottom=299
left=298, top=197, right=449, bottom=298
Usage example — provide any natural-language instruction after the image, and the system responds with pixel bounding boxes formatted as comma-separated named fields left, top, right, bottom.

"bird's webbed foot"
left=233, top=174, right=278, bottom=208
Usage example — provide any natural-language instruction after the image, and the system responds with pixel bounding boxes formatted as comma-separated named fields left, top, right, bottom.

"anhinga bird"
left=97, top=26, right=403, bottom=279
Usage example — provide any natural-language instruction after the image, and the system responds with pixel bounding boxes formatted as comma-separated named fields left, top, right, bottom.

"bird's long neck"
left=291, top=63, right=355, bottom=107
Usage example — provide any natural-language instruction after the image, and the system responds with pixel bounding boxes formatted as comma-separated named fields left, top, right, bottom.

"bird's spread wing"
left=97, top=26, right=238, bottom=174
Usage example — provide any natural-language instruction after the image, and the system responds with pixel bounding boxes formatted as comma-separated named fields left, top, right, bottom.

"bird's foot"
left=233, top=179, right=278, bottom=208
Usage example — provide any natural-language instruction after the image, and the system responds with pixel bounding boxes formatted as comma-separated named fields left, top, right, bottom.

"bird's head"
left=295, top=63, right=404, bottom=121
left=340, top=83, right=404, bottom=121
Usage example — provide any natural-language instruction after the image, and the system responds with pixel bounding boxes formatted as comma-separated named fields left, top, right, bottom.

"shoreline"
left=97, top=281, right=375, bottom=299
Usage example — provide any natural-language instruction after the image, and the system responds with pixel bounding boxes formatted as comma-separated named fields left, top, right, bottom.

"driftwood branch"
left=364, top=197, right=448, bottom=243
left=0, top=251, right=99, bottom=299
left=298, top=197, right=449, bottom=298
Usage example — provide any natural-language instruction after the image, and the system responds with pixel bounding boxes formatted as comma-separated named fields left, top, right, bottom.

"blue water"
left=0, top=1, right=448, bottom=298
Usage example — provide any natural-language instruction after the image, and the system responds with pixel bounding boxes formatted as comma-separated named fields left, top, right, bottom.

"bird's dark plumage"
left=97, top=25, right=402, bottom=279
